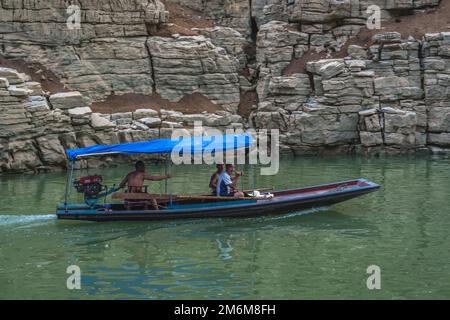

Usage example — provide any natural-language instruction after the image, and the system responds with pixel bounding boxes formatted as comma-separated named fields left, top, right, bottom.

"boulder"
left=133, top=108, right=159, bottom=120
left=384, top=111, right=417, bottom=134
left=363, top=114, right=382, bottom=132
left=160, top=109, right=185, bottom=122
left=374, top=76, right=422, bottom=101
left=68, top=107, right=92, bottom=118
left=182, top=114, right=208, bottom=126
left=384, top=133, right=416, bottom=146
left=360, top=132, right=383, bottom=147
left=268, top=74, right=311, bottom=96
left=428, top=133, right=450, bottom=147
left=161, top=121, right=183, bottom=129
left=347, top=45, right=367, bottom=59
left=6, top=140, right=42, bottom=171
left=19, top=82, right=43, bottom=95
left=8, top=86, right=31, bottom=97
left=49, top=92, right=85, bottom=110
left=36, top=136, right=67, bottom=165
left=111, top=112, right=133, bottom=121
left=90, top=113, right=116, bottom=129
left=372, top=32, right=402, bottom=44
left=116, top=118, right=133, bottom=126
left=428, top=107, right=450, bottom=132
left=139, top=117, right=162, bottom=127
left=318, top=61, right=345, bottom=80
left=0, top=77, right=9, bottom=88
left=0, top=68, right=25, bottom=85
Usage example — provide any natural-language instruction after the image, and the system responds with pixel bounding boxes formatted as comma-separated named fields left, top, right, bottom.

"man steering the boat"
left=118, top=161, right=172, bottom=193
left=216, top=164, right=244, bottom=198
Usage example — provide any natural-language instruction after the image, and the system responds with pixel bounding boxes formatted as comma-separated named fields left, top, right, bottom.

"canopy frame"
left=62, top=134, right=253, bottom=209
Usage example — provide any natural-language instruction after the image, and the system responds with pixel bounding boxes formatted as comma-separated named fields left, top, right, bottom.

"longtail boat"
left=56, top=134, right=380, bottom=222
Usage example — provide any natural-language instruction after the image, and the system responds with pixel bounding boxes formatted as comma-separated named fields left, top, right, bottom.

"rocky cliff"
left=0, top=69, right=243, bottom=173
left=0, top=0, right=241, bottom=109
left=0, top=0, right=449, bottom=173
left=253, top=30, right=450, bottom=155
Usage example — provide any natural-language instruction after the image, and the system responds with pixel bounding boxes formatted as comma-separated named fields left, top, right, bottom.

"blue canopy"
left=66, top=133, right=253, bottom=161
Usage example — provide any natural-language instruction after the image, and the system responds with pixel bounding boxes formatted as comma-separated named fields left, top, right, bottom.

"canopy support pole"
left=64, top=161, right=75, bottom=209
left=241, top=164, right=245, bottom=192
left=164, top=156, right=168, bottom=195
left=251, top=164, right=256, bottom=192
left=165, top=155, right=173, bottom=207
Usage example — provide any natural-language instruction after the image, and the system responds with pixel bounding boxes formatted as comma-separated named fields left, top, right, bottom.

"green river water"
left=0, top=156, right=449, bottom=299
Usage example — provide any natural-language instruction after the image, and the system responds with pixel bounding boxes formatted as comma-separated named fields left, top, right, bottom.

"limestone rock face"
left=194, top=27, right=250, bottom=70
left=0, top=68, right=26, bottom=85
left=64, top=38, right=154, bottom=101
left=0, top=0, right=168, bottom=45
left=188, top=0, right=251, bottom=37
left=0, top=66, right=247, bottom=173
left=0, top=1, right=164, bottom=102
left=256, top=21, right=309, bottom=76
left=36, top=136, right=67, bottom=166
left=374, top=76, right=423, bottom=102
left=0, top=0, right=449, bottom=165
left=317, top=60, right=346, bottom=80
left=139, top=117, right=162, bottom=127
left=49, top=92, right=86, bottom=110
left=261, top=74, right=311, bottom=111
left=133, top=109, right=159, bottom=120
left=0, top=78, right=9, bottom=88
left=429, top=133, right=450, bottom=147
left=91, top=113, right=116, bottom=129
left=68, top=107, right=93, bottom=118
left=254, top=30, right=450, bottom=154
left=148, top=36, right=241, bottom=111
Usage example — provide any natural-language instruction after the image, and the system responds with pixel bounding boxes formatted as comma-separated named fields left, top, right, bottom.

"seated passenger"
left=209, top=164, right=224, bottom=195
left=216, top=164, right=244, bottom=198
left=118, top=161, right=172, bottom=210
left=119, top=161, right=171, bottom=193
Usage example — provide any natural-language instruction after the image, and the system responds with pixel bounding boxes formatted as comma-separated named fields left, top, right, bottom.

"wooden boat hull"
left=56, top=179, right=380, bottom=222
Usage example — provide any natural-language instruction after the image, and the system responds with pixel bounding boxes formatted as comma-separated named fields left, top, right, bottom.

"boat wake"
left=0, top=214, right=56, bottom=228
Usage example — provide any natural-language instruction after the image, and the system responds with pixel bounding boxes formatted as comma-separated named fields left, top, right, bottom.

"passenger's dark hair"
left=135, top=161, right=145, bottom=169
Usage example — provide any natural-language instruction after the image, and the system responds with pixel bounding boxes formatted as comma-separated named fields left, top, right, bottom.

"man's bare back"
left=124, top=171, right=148, bottom=192
left=119, top=161, right=171, bottom=193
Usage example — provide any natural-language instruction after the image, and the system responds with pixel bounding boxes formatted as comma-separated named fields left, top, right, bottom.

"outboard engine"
left=73, top=175, right=105, bottom=204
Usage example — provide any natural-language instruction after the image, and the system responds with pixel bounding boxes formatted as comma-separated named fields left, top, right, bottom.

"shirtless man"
left=119, top=161, right=171, bottom=193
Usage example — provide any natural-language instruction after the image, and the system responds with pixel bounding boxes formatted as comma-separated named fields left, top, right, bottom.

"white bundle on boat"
left=248, top=190, right=274, bottom=199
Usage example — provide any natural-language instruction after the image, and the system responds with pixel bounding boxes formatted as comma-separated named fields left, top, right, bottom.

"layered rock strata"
left=0, top=67, right=243, bottom=173
left=253, top=31, right=450, bottom=155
